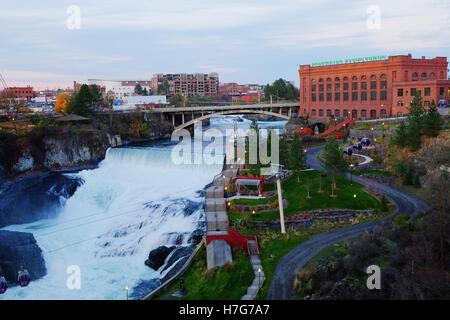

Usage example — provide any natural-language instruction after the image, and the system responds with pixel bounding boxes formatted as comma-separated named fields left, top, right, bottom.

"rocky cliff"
left=0, top=230, right=47, bottom=284
left=1, top=131, right=110, bottom=179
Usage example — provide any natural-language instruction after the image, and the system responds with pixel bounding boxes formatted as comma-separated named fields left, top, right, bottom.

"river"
left=0, top=115, right=287, bottom=300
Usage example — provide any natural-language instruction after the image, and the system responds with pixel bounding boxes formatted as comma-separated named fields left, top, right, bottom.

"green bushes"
left=393, top=213, right=408, bottom=227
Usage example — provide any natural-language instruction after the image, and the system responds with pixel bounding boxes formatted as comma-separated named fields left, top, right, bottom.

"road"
left=267, top=145, right=429, bottom=300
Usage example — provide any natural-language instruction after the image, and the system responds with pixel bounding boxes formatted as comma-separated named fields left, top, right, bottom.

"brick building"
left=3, top=86, right=34, bottom=101
left=299, top=54, right=450, bottom=119
left=151, top=73, right=219, bottom=97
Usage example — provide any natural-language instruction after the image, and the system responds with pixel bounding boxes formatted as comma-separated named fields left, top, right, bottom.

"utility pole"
left=276, top=173, right=286, bottom=234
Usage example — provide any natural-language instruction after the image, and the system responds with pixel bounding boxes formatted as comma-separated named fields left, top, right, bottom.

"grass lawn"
left=232, top=195, right=277, bottom=205
left=154, top=246, right=254, bottom=300
left=229, top=170, right=380, bottom=223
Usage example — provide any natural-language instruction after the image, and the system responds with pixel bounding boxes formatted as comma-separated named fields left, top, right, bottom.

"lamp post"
left=349, top=164, right=354, bottom=185
left=258, top=267, right=262, bottom=287
left=125, top=286, right=129, bottom=300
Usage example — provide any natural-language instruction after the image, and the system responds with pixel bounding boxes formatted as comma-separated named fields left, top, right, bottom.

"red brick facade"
left=3, top=86, right=34, bottom=101
left=299, top=54, right=449, bottom=119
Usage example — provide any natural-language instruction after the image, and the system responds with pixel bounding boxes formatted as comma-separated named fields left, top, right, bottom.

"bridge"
left=149, top=103, right=299, bottom=130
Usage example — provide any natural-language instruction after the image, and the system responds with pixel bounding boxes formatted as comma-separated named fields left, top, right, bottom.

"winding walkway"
left=267, top=145, right=429, bottom=300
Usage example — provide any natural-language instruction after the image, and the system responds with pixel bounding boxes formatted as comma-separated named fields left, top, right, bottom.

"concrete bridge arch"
left=174, top=109, right=290, bottom=131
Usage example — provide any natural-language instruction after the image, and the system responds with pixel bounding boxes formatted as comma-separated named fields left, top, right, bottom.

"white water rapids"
left=1, top=115, right=286, bottom=299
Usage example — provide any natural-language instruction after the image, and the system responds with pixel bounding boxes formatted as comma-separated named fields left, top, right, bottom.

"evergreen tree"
left=134, top=84, right=143, bottom=95
left=287, top=133, right=305, bottom=172
left=403, top=168, right=413, bottom=185
left=393, top=120, right=408, bottom=146
left=413, top=174, right=421, bottom=188
left=408, top=91, right=426, bottom=126
left=380, top=195, right=389, bottom=212
left=246, top=120, right=261, bottom=176
left=279, top=135, right=289, bottom=167
left=67, top=84, right=93, bottom=116
left=322, top=138, right=348, bottom=188
left=405, top=117, right=421, bottom=151
left=423, top=101, right=442, bottom=137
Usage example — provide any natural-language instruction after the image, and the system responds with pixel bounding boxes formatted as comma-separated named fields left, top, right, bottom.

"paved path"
left=267, top=145, right=429, bottom=300
left=353, top=153, right=373, bottom=166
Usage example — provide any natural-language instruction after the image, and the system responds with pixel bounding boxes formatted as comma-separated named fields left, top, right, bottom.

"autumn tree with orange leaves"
left=55, top=93, right=71, bottom=113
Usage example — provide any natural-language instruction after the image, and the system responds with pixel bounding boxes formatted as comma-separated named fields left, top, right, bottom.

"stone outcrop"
left=2, top=132, right=110, bottom=178
left=145, top=246, right=176, bottom=271
left=0, top=230, right=47, bottom=284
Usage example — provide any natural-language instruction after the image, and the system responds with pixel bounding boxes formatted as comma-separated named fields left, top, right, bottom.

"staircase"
left=242, top=240, right=265, bottom=300
left=205, top=162, right=265, bottom=300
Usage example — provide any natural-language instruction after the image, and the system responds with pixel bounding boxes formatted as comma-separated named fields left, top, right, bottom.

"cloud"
left=261, top=0, right=450, bottom=51
left=197, top=65, right=241, bottom=73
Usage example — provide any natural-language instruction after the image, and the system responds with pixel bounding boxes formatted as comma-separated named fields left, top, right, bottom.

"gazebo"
left=234, top=176, right=266, bottom=197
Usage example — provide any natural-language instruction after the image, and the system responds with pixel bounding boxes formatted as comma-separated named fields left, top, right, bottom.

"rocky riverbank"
left=0, top=230, right=46, bottom=285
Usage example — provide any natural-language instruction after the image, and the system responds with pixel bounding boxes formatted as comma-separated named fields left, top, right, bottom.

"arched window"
left=335, top=77, right=340, bottom=81
left=361, top=109, right=367, bottom=118
left=319, top=78, right=324, bottom=82
left=311, top=79, right=316, bottom=83
left=326, top=77, right=332, bottom=82
left=361, top=75, right=367, bottom=80
left=319, top=109, right=324, bottom=116
left=335, top=109, right=340, bottom=117
left=343, top=76, right=348, bottom=81
left=381, top=74, right=387, bottom=79
left=370, top=110, right=377, bottom=119
left=430, top=73, right=435, bottom=79
left=312, top=109, right=317, bottom=116
left=352, top=109, right=358, bottom=119
left=421, top=72, right=427, bottom=78
left=412, top=72, right=418, bottom=78
left=352, top=76, right=357, bottom=80
left=371, top=75, right=377, bottom=80
left=380, top=109, right=387, bottom=118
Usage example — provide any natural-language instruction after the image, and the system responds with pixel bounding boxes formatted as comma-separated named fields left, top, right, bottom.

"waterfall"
left=2, top=146, right=222, bottom=300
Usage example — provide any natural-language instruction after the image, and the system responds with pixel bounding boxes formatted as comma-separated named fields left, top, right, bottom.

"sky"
left=0, top=0, right=449, bottom=90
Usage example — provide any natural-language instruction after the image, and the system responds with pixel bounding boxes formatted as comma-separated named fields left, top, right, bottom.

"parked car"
left=361, top=138, right=371, bottom=146
left=343, top=147, right=353, bottom=156
left=353, top=142, right=362, bottom=151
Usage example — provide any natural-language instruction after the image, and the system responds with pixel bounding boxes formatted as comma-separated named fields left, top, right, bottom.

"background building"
left=299, top=54, right=450, bottom=119
left=86, top=79, right=151, bottom=100
left=151, top=73, right=219, bottom=97
left=3, top=86, right=34, bottom=101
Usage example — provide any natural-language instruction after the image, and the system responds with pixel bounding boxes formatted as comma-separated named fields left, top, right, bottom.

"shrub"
left=373, top=155, right=383, bottom=165
left=393, top=213, right=408, bottom=227
left=402, top=168, right=413, bottom=185
left=413, top=174, right=421, bottom=188
left=380, top=195, right=389, bottom=212
left=394, top=160, right=408, bottom=177
left=223, top=261, right=235, bottom=272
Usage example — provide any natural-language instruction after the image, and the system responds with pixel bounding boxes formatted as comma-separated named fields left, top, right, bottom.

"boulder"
left=187, top=229, right=203, bottom=245
left=161, top=246, right=194, bottom=272
left=145, top=246, right=175, bottom=271
left=0, top=230, right=47, bottom=284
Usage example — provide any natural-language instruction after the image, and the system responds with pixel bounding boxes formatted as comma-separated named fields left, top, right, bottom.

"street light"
left=349, top=164, right=354, bottom=185
left=257, top=267, right=262, bottom=287
left=353, top=194, right=357, bottom=199
left=125, top=286, right=129, bottom=300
